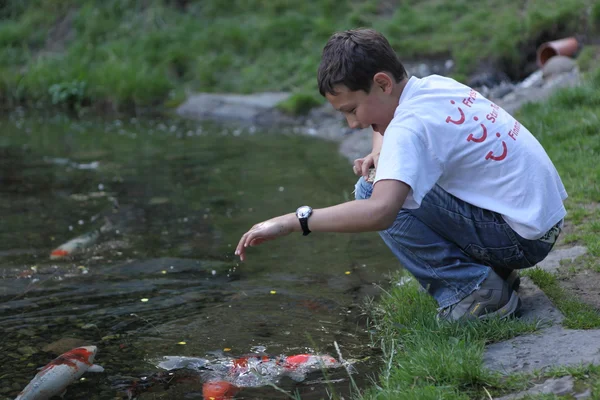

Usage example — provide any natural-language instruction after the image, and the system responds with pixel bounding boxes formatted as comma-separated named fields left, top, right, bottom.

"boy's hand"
left=235, top=213, right=297, bottom=261
left=353, top=152, right=379, bottom=178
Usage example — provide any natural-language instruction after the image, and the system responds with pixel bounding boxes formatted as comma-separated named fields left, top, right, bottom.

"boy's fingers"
left=361, top=160, right=372, bottom=177
left=362, top=155, right=375, bottom=176
left=353, top=160, right=363, bottom=176
left=236, top=231, right=251, bottom=255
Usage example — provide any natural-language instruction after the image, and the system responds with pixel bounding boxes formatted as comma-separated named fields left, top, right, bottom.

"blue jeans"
left=354, top=177, right=560, bottom=309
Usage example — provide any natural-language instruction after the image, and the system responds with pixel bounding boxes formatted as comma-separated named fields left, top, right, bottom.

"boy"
left=235, top=29, right=567, bottom=322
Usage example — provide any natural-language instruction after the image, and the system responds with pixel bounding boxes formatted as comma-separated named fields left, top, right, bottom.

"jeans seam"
left=425, top=202, right=505, bottom=227
left=501, top=222, right=535, bottom=268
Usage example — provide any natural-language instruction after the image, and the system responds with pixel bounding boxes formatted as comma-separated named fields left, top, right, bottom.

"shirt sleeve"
left=374, top=126, right=443, bottom=209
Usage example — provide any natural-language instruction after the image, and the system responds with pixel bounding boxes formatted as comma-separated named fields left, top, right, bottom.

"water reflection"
left=0, top=112, right=399, bottom=399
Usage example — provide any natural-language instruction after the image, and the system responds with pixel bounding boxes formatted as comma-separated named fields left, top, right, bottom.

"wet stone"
left=42, top=337, right=88, bottom=354
left=16, top=328, right=36, bottom=338
left=17, top=346, right=38, bottom=356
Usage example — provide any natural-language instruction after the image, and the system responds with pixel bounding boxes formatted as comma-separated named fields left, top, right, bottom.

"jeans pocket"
left=465, top=243, right=530, bottom=269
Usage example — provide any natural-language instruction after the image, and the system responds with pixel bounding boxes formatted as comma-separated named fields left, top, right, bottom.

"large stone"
left=484, top=326, right=600, bottom=374
left=536, top=246, right=588, bottom=274
left=485, top=276, right=600, bottom=375
left=42, top=337, right=89, bottom=354
left=176, top=92, right=291, bottom=123
left=496, top=69, right=580, bottom=114
left=542, top=55, right=577, bottom=79
left=517, top=277, right=563, bottom=325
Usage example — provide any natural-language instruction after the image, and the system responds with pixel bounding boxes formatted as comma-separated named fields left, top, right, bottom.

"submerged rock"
left=42, top=337, right=88, bottom=354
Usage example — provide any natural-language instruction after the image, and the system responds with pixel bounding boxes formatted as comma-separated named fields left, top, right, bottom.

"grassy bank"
left=0, top=0, right=599, bottom=113
left=358, top=67, right=600, bottom=399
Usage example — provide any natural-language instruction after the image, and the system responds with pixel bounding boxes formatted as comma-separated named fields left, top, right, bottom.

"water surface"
left=0, top=111, right=400, bottom=399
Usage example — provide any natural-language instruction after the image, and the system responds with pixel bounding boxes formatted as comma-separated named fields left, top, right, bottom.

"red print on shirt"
left=445, top=97, right=513, bottom=162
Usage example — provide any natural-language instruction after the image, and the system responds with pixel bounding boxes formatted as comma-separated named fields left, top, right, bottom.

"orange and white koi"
left=50, top=221, right=113, bottom=259
left=157, top=353, right=340, bottom=400
left=15, top=346, right=104, bottom=400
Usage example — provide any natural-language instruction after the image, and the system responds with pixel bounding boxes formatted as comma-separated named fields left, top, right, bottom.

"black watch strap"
left=299, top=218, right=311, bottom=236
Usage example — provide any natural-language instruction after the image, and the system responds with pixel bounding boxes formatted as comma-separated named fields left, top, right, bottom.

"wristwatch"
left=295, top=205, right=313, bottom=236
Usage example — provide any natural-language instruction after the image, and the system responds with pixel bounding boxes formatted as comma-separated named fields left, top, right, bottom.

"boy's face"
left=326, top=73, right=399, bottom=134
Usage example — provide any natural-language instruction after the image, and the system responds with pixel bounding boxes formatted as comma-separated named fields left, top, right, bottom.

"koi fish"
left=15, top=346, right=104, bottom=400
left=156, top=353, right=341, bottom=400
left=50, top=221, right=113, bottom=259
left=202, top=380, right=240, bottom=400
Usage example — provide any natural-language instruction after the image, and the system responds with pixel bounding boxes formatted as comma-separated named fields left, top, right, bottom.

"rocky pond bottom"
left=0, top=113, right=401, bottom=399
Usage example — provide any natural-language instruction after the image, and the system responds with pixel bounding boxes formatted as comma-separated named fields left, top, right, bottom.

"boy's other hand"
left=235, top=213, right=297, bottom=261
left=353, top=152, right=379, bottom=178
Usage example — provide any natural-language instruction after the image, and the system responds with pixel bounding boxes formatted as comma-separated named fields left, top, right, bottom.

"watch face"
left=296, top=206, right=312, bottom=218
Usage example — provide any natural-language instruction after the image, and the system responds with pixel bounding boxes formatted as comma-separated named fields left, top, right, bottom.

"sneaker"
left=437, top=269, right=521, bottom=322
left=491, top=267, right=521, bottom=292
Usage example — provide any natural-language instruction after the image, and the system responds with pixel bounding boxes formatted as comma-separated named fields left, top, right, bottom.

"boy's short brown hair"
left=318, top=28, right=407, bottom=96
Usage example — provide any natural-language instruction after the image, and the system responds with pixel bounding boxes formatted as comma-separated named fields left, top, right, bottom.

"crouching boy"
left=235, top=29, right=566, bottom=322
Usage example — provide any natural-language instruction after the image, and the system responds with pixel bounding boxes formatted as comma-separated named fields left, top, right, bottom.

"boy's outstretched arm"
left=235, top=179, right=410, bottom=261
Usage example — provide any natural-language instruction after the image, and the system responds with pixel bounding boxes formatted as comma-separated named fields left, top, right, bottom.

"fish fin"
left=87, top=364, right=105, bottom=372
left=60, top=389, right=67, bottom=398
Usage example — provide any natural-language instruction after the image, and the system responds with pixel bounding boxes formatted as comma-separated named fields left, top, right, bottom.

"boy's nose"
left=346, top=116, right=360, bottom=129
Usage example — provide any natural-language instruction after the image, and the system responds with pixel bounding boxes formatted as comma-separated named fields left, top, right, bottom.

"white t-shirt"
left=375, top=75, right=567, bottom=240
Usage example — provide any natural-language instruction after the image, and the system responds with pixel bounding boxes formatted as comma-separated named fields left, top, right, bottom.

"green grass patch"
left=358, top=277, right=539, bottom=399
left=522, top=268, right=600, bottom=329
left=0, top=0, right=597, bottom=111
left=276, top=91, right=323, bottom=116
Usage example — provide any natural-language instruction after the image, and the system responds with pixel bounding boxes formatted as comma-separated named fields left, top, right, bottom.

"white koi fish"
left=15, top=345, right=104, bottom=400
left=50, top=221, right=113, bottom=259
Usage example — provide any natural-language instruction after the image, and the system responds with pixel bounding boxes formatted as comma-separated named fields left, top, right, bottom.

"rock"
left=468, top=70, right=510, bottom=90
left=484, top=273, right=600, bottom=376
left=16, top=328, right=36, bottom=338
left=42, top=337, right=88, bottom=354
left=495, top=69, right=580, bottom=115
left=176, top=92, right=291, bottom=123
left=542, top=55, right=577, bottom=79
left=517, top=277, right=564, bottom=325
left=17, top=346, right=38, bottom=357
left=495, top=376, right=574, bottom=399
left=536, top=246, right=588, bottom=274
left=576, top=388, right=592, bottom=398
left=516, top=70, right=544, bottom=89
left=484, top=325, right=600, bottom=374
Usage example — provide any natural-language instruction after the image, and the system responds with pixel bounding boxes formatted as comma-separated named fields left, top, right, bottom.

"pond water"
left=0, top=110, right=401, bottom=399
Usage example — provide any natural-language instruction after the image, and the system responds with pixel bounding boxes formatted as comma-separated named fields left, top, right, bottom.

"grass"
left=357, top=277, right=540, bottom=399
left=357, top=67, right=600, bottom=399
left=0, top=0, right=598, bottom=113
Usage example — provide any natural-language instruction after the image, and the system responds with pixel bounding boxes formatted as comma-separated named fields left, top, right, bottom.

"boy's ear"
left=373, top=72, right=394, bottom=94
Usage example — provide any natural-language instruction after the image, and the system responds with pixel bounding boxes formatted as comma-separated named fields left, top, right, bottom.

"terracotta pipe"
left=536, top=37, right=579, bottom=67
